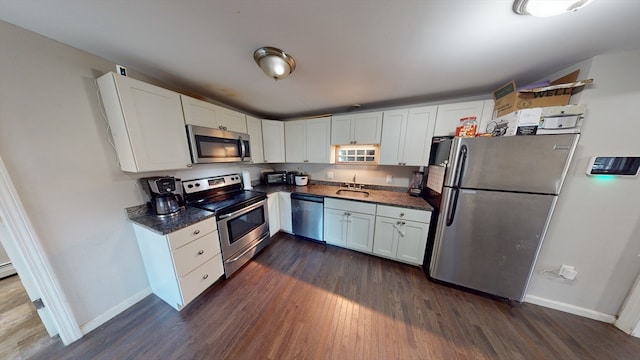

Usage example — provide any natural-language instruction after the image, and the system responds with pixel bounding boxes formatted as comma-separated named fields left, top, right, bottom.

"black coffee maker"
left=141, top=177, right=184, bottom=216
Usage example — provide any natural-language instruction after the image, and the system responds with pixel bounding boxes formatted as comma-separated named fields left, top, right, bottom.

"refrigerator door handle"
left=445, top=188, right=459, bottom=226
left=453, top=145, right=468, bottom=187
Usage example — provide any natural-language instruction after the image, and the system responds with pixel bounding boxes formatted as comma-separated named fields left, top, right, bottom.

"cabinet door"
left=284, top=120, right=306, bottom=163
left=396, top=220, right=429, bottom=265
left=180, top=95, right=219, bottom=128
left=373, top=217, right=399, bottom=259
left=346, top=212, right=375, bottom=253
left=402, top=106, right=437, bottom=166
left=305, top=117, right=331, bottom=163
left=331, top=115, right=354, bottom=145
left=262, top=120, right=286, bottom=163
left=354, top=112, right=383, bottom=144
left=433, top=100, right=485, bottom=136
left=278, top=192, right=293, bottom=234
left=97, top=72, right=192, bottom=172
left=246, top=116, right=264, bottom=164
left=379, top=109, right=407, bottom=165
left=267, top=193, right=280, bottom=237
left=218, top=107, right=247, bottom=133
left=324, top=208, right=348, bottom=247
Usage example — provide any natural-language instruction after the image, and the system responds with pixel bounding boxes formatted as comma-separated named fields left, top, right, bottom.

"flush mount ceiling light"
left=513, top=0, right=594, bottom=17
left=253, top=46, right=296, bottom=81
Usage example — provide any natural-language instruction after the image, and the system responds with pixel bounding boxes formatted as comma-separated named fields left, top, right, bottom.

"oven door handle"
left=218, top=199, right=266, bottom=220
left=225, top=232, right=270, bottom=263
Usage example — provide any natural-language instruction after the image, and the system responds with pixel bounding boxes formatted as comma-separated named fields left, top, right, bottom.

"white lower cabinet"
left=373, top=205, right=431, bottom=265
left=133, top=217, right=224, bottom=310
left=278, top=192, right=293, bottom=234
left=267, top=193, right=281, bottom=237
left=324, top=198, right=376, bottom=253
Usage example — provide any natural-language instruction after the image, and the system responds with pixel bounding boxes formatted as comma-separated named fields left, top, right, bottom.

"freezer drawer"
left=430, top=187, right=556, bottom=301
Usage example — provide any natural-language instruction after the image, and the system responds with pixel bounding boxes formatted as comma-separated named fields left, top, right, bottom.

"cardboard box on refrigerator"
left=491, top=104, right=586, bottom=136
left=493, top=70, right=592, bottom=118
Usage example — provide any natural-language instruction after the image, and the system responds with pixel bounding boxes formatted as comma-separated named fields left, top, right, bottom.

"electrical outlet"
left=559, top=264, right=577, bottom=280
left=386, top=175, right=393, bottom=183
left=327, top=172, right=333, bottom=179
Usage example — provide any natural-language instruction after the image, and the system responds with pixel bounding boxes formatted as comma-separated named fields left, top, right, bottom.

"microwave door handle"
left=239, top=136, right=246, bottom=161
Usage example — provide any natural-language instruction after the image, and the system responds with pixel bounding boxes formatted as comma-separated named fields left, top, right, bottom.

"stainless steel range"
left=183, top=174, right=269, bottom=277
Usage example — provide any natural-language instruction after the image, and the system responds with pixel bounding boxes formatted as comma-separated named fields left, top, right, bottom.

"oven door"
left=217, top=199, right=270, bottom=276
left=187, top=125, right=251, bottom=164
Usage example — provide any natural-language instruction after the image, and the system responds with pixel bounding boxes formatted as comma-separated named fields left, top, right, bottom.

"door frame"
left=0, top=156, right=81, bottom=344
left=615, top=272, right=640, bottom=338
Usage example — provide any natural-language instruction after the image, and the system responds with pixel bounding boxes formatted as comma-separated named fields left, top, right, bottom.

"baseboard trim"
left=525, top=294, right=616, bottom=323
left=80, top=287, right=152, bottom=335
left=0, top=263, right=17, bottom=279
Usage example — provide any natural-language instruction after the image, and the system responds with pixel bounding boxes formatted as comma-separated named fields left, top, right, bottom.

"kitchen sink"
left=335, top=189, right=370, bottom=198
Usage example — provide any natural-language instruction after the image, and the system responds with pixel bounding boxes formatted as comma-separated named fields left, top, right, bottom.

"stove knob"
left=195, top=183, right=200, bottom=187
left=187, top=184, right=194, bottom=189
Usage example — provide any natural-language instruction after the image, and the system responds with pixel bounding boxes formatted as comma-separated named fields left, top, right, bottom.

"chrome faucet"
left=352, top=174, right=357, bottom=185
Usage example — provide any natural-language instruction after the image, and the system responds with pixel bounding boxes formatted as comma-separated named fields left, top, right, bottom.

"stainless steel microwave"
left=186, top=125, right=251, bottom=164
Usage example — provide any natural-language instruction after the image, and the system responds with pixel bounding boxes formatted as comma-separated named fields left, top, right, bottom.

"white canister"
left=294, top=175, right=308, bottom=186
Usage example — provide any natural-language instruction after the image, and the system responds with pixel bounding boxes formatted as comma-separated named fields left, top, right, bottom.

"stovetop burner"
left=183, top=174, right=266, bottom=216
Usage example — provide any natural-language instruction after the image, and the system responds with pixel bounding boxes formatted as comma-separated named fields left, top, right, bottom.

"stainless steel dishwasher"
left=291, top=193, right=324, bottom=242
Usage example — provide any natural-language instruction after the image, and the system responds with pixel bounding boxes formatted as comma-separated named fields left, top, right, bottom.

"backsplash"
left=272, top=163, right=420, bottom=188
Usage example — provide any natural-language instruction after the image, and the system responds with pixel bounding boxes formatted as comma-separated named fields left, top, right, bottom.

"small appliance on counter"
left=140, top=176, right=185, bottom=217
left=262, top=171, right=287, bottom=185
left=286, top=171, right=300, bottom=185
left=295, top=174, right=309, bottom=186
left=409, top=169, right=424, bottom=196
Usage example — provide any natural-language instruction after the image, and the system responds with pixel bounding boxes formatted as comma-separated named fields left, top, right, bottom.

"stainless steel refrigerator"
left=428, top=134, right=579, bottom=301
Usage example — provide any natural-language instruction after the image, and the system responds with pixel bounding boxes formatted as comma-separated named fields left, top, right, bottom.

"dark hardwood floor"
left=31, top=233, right=640, bottom=359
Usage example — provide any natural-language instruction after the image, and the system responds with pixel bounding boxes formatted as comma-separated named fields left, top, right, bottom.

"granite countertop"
left=253, top=183, right=434, bottom=212
left=126, top=182, right=433, bottom=235
left=126, top=203, right=216, bottom=235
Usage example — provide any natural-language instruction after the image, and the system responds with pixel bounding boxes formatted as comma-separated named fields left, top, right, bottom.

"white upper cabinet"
left=285, top=117, right=331, bottom=163
left=246, top=116, right=265, bottom=164
left=433, top=100, right=486, bottom=136
left=331, top=112, right=383, bottom=145
left=380, top=106, right=437, bottom=166
left=180, top=95, right=247, bottom=133
left=96, top=72, right=192, bottom=172
left=261, top=120, right=286, bottom=163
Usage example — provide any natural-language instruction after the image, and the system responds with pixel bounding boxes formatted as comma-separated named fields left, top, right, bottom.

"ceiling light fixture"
left=513, top=0, right=594, bottom=17
left=253, top=46, right=296, bottom=81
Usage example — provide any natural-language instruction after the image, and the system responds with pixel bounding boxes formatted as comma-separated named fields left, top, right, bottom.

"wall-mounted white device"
left=586, top=156, right=640, bottom=176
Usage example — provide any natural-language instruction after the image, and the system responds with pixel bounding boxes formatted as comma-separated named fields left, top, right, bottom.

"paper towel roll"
left=242, top=170, right=253, bottom=190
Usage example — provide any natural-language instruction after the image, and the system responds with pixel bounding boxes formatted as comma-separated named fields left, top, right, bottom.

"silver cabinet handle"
left=400, top=213, right=405, bottom=217
left=197, top=250, right=204, bottom=255
left=193, top=229, right=200, bottom=235
left=187, top=164, right=193, bottom=168
left=202, top=274, right=209, bottom=279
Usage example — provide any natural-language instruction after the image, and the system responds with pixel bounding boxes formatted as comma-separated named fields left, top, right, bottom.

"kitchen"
left=1, top=1, right=640, bottom=358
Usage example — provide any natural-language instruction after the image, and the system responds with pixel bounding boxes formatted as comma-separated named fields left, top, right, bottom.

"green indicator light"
left=592, top=175, right=616, bottom=182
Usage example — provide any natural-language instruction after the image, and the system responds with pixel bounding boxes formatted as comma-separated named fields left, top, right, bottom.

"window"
left=336, top=146, right=378, bottom=164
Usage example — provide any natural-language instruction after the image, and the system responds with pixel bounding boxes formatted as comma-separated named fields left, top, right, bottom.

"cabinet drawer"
left=172, top=231, right=220, bottom=277
left=376, top=205, right=431, bottom=223
left=167, top=217, right=217, bottom=249
left=179, top=253, right=224, bottom=306
left=324, top=198, right=376, bottom=215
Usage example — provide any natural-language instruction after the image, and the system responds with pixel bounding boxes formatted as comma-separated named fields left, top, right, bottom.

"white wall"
left=273, top=163, right=419, bottom=188
left=527, top=50, right=640, bottom=317
left=0, top=21, right=153, bottom=330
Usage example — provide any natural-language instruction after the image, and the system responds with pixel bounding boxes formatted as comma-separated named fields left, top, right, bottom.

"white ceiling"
left=1, top=1, right=639, bottom=119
